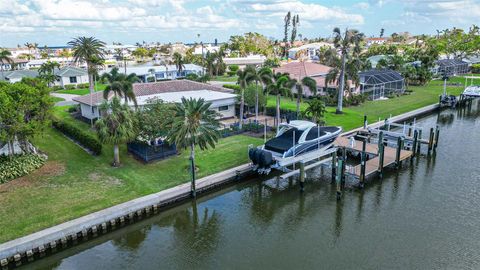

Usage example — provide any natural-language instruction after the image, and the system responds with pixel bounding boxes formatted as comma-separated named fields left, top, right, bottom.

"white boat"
left=249, top=120, right=342, bottom=174
left=462, top=85, right=480, bottom=97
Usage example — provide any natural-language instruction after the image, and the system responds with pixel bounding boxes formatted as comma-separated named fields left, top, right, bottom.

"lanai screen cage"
left=359, top=69, right=405, bottom=100
left=435, top=59, right=469, bottom=76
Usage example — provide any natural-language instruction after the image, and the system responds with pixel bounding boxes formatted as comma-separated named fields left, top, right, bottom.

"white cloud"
left=249, top=0, right=364, bottom=25
left=354, top=2, right=370, bottom=10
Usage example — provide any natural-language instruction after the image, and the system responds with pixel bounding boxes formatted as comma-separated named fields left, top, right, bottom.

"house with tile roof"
left=273, top=61, right=337, bottom=96
left=73, top=80, right=237, bottom=120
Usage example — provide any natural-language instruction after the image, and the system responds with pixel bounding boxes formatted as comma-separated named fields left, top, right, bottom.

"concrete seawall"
left=0, top=102, right=442, bottom=266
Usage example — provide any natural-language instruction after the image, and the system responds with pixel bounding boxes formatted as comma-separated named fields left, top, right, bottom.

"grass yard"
left=210, top=75, right=238, bottom=82
left=55, top=83, right=107, bottom=95
left=50, top=96, right=65, bottom=103
left=267, top=78, right=469, bottom=131
left=0, top=108, right=262, bottom=243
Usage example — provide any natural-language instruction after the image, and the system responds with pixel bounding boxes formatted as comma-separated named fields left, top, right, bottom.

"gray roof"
left=54, top=66, right=88, bottom=77
left=0, top=70, right=39, bottom=81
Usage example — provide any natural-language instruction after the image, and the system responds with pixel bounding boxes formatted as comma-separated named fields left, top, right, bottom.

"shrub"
left=227, top=71, right=237, bottom=76
left=68, top=105, right=79, bottom=113
left=64, top=84, right=76, bottom=90
left=51, top=85, right=63, bottom=91
left=223, top=84, right=240, bottom=91
left=472, top=64, right=480, bottom=74
left=52, top=118, right=102, bottom=155
left=0, top=154, right=46, bottom=184
left=228, top=65, right=239, bottom=72
left=76, top=83, right=89, bottom=89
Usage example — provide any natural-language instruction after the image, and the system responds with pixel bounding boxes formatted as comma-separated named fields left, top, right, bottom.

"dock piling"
left=336, top=157, right=343, bottom=200
left=363, top=115, right=367, bottom=129
left=428, top=127, right=434, bottom=154
left=359, top=139, right=367, bottom=188
left=299, top=162, right=305, bottom=192
left=417, top=129, right=422, bottom=153
left=412, top=130, right=418, bottom=157
left=331, top=151, right=337, bottom=184
left=395, top=136, right=404, bottom=168
left=378, top=132, right=385, bottom=178
left=434, top=125, right=440, bottom=150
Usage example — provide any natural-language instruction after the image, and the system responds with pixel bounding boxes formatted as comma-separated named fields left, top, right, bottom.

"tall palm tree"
left=332, top=27, right=364, bottom=114
left=237, top=68, right=249, bottom=128
left=68, top=36, right=106, bottom=97
left=325, top=58, right=361, bottom=101
left=95, top=97, right=138, bottom=167
left=0, top=49, right=13, bottom=76
left=173, top=52, right=185, bottom=77
left=102, top=67, right=139, bottom=107
left=38, top=61, right=60, bottom=87
left=245, top=66, right=273, bottom=122
left=167, top=97, right=220, bottom=197
left=266, top=75, right=292, bottom=132
left=294, top=77, right=317, bottom=118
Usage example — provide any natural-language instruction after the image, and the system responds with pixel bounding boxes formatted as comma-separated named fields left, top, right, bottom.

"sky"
left=1, top=0, right=479, bottom=47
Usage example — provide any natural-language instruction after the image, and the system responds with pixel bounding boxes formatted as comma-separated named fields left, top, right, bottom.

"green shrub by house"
left=64, top=84, right=76, bottom=90
left=0, top=154, right=46, bottom=183
left=52, top=118, right=102, bottom=155
left=223, top=84, right=240, bottom=91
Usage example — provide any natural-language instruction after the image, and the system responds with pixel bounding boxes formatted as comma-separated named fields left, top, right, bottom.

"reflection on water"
left=22, top=101, right=480, bottom=270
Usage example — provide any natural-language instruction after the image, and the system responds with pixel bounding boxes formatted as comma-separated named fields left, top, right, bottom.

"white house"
left=288, top=42, right=334, bottom=60
left=0, top=58, right=29, bottom=71
left=0, top=70, right=39, bottom=83
left=365, top=37, right=388, bottom=47
left=223, top=55, right=266, bottom=69
left=73, top=80, right=237, bottom=120
left=53, top=66, right=89, bottom=88
left=109, top=64, right=203, bottom=82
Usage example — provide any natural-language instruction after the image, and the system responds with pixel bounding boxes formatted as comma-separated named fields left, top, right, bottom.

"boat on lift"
left=249, top=120, right=342, bottom=174
left=462, top=85, right=480, bottom=97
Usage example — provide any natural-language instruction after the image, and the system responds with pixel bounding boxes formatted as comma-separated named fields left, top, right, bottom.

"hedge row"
left=223, top=84, right=240, bottom=91
left=52, top=118, right=102, bottom=155
left=0, top=154, right=46, bottom=184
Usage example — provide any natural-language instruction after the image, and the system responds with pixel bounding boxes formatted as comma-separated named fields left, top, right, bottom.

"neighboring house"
left=27, top=57, right=73, bottom=69
left=54, top=66, right=89, bottom=88
left=273, top=61, right=335, bottom=96
left=223, top=55, right=266, bottom=69
left=0, top=70, right=39, bottom=83
left=365, top=37, right=388, bottom=47
left=115, top=64, right=203, bottom=82
left=193, top=44, right=220, bottom=55
left=288, top=42, right=334, bottom=60
left=73, top=80, right=237, bottom=120
left=0, top=58, right=29, bottom=71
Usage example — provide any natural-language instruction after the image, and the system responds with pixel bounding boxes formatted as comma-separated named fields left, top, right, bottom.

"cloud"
left=354, top=2, right=370, bottom=10
left=248, top=0, right=364, bottom=25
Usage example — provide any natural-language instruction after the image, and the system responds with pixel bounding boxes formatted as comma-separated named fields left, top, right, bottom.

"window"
left=69, top=76, right=77, bottom=83
left=218, top=105, right=229, bottom=111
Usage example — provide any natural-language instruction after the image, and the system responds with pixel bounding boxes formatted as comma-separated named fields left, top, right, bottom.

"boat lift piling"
left=378, top=131, right=385, bottom=179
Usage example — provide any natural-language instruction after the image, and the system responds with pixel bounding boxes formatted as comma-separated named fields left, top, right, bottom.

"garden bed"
left=0, top=154, right=47, bottom=184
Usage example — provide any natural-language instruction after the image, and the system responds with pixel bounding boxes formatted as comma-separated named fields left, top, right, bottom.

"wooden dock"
left=335, top=136, right=413, bottom=178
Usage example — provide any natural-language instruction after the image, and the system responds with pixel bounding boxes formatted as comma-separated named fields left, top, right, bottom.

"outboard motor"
left=249, top=148, right=274, bottom=174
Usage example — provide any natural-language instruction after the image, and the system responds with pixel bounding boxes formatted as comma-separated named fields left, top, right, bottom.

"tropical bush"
left=51, top=85, right=63, bottom=91
left=76, top=83, right=89, bottom=89
left=64, top=84, right=76, bottom=90
left=0, top=154, right=46, bottom=183
left=472, top=64, right=480, bottom=74
left=227, top=65, right=239, bottom=76
left=223, top=84, right=240, bottom=91
left=52, top=118, right=102, bottom=155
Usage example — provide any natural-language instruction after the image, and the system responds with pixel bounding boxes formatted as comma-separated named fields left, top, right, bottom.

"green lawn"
left=50, top=96, right=65, bottom=103
left=55, top=83, right=107, bottom=95
left=210, top=75, right=238, bottom=82
left=0, top=109, right=262, bottom=243
left=267, top=78, right=470, bottom=131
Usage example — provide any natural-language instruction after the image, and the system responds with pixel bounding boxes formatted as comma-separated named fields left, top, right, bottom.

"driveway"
left=50, top=93, right=80, bottom=106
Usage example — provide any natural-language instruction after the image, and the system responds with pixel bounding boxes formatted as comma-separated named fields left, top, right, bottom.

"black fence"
left=127, top=141, right=177, bottom=162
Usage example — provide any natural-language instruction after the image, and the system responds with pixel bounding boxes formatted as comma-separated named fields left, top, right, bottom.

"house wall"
left=209, top=98, right=236, bottom=119
left=56, top=75, right=89, bottom=88
left=80, top=104, right=100, bottom=120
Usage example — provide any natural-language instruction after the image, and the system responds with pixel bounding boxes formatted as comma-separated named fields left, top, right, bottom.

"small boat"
left=249, top=120, right=342, bottom=174
left=462, top=85, right=480, bottom=97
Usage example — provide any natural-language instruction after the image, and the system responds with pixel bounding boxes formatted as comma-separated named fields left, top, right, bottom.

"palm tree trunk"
left=336, top=53, right=346, bottom=114
left=113, top=144, right=120, bottom=167
left=190, top=143, right=196, bottom=198
left=255, top=80, right=259, bottom=122
left=296, top=95, right=300, bottom=119
left=239, top=88, right=244, bottom=129
left=276, top=94, right=281, bottom=133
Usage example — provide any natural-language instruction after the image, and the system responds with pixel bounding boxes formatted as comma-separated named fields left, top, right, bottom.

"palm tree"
left=38, top=61, right=60, bottom=87
left=102, top=67, right=139, bottom=106
left=266, top=75, right=292, bottom=132
left=0, top=49, right=13, bottom=76
left=325, top=58, right=361, bottom=102
left=331, top=27, right=363, bottom=114
left=167, top=97, right=220, bottom=197
left=294, top=77, right=317, bottom=118
left=304, top=98, right=326, bottom=125
left=237, top=68, right=249, bottom=128
left=95, top=97, right=137, bottom=167
left=173, top=52, right=185, bottom=77
left=68, top=36, right=106, bottom=97
left=245, top=66, right=273, bottom=122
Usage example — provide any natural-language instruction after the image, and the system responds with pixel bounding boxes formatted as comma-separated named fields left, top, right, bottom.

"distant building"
left=0, top=58, right=29, bottom=70
left=273, top=61, right=335, bottom=96
left=193, top=44, right=220, bottom=55
left=223, top=55, right=266, bottom=69
left=0, top=70, right=39, bottom=83
left=365, top=37, right=388, bottom=47
left=0, top=66, right=88, bottom=88
left=73, top=80, right=237, bottom=120
left=113, top=64, right=203, bottom=82
left=288, top=42, right=334, bottom=60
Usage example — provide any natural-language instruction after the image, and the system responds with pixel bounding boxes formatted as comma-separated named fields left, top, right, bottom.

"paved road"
left=50, top=93, right=79, bottom=106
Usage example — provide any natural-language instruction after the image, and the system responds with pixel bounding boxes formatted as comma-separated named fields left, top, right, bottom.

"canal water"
left=24, top=102, right=480, bottom=270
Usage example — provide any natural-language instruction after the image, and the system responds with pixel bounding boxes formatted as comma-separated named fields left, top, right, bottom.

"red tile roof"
left=73, top=80, right=232, bottom=106
left=273, top=62, right=333, bottom=88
